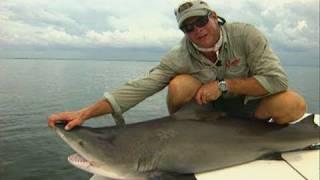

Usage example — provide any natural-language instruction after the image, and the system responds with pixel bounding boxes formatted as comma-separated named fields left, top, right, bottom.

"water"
left=0, top=59, right=319, bottom=180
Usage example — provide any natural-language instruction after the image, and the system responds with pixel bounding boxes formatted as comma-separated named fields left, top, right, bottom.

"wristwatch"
left=218, top=80, right=228, bottom=94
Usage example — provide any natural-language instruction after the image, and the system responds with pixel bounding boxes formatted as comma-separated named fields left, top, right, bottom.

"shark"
left=53, top=102, right=320, bottom=180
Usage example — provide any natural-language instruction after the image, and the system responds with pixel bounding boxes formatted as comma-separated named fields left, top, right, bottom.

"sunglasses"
left=180, top=12, right=211, bottom=33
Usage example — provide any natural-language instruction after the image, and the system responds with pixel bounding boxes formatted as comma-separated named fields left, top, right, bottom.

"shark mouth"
left=68, top=153, right=93, bottom=170
left=67, top=153, right=106, bottom=177
left=67, top=153, right=125, bottom=179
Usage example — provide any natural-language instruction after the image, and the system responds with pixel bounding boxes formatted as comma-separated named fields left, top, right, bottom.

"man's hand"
left=195, top=80, right=222, bottom=105
left=48, top=99, right=113, bottom=130
left=48, top=110, right=86, bottom=130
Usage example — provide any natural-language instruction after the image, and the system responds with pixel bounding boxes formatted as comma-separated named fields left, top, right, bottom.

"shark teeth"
left=68, top=153, right=90, bottom=167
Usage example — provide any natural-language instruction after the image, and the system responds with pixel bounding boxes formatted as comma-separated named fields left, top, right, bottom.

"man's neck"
left=203, top=51, right=218, bottom=63
left=192, top=29, right=223, bottom=63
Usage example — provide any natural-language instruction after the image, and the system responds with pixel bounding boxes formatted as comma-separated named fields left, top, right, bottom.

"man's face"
left=183, top=13, right=220, bottom=48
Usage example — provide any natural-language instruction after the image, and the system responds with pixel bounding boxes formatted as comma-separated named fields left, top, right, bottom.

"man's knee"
left=168, top=74, right=201, bottom=98
left=167, top=74, right=202, bottom=114
left=256, top=90, right=307, bottom=124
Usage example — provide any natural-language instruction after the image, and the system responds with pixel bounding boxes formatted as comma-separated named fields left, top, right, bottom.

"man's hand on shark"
left=48, top=111, right=86, bottom=130
left=48, top=99, right=115, bottom=130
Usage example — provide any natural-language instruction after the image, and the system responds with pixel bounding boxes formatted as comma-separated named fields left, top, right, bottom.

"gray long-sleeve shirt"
left=104, top=22, right=288, bottom=123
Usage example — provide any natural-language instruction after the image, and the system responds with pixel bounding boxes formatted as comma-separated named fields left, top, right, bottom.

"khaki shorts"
left=212, top=96, right=262, bottom=120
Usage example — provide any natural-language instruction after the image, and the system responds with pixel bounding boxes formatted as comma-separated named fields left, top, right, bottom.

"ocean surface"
left=0, top=58, right=319, bottom=180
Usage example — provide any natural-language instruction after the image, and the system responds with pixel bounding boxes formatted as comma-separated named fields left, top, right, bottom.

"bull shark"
left=53, top=102, right=320, bottom=180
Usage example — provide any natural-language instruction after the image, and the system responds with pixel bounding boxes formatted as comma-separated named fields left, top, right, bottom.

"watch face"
left=219, top=81, right=228, bottom=93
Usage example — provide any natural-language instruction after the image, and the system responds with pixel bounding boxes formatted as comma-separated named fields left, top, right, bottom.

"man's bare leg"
left=167, top=75, right=202, bottom=114
left=167, top=75, right=307, bottom=124
left=255, top=90, right=307, bottom=124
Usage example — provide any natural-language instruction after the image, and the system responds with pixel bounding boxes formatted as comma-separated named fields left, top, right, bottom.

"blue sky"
left=0, top=0, right=319, bottom=65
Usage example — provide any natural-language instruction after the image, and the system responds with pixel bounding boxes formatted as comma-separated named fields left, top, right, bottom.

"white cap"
left=174, top=0, right=213, bottom=27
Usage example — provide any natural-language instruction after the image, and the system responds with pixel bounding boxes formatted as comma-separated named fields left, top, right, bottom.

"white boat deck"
left=196, top=149, right=319, bottom=180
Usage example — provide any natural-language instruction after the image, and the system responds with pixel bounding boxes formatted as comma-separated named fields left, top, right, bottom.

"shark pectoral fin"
left=257, top=152, right=283, bottom=160
left=148, top=172, right=196, bottom=180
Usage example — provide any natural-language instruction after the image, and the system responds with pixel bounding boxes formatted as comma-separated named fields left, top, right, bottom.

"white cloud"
left=0, top=0, right=184, bottom=48
left=0, top=0, right=319, bottom=54
left=38, top=27, right=83, bottom=46
left=211, top=0, right=319, bottom=51
left=85, top=28, right=181, bottom=48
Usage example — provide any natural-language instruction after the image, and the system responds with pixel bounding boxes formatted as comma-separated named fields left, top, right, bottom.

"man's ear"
left=210, top=11, right=218, bottom=19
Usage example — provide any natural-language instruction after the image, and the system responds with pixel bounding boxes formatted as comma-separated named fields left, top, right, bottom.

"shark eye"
left=78, top=141, right=84, bottom=147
